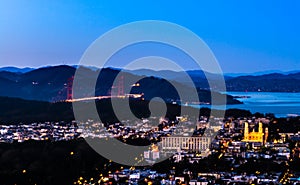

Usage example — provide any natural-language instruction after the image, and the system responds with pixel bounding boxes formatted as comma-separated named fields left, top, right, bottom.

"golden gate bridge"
left=62, top=75, right=143, bottom=103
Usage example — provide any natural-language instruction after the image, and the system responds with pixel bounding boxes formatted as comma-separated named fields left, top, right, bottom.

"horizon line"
left=0, top=64, right=299, bottom=75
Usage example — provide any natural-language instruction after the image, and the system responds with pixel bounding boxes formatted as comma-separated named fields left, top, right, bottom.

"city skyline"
left=1, top=1, right=300, bottom=73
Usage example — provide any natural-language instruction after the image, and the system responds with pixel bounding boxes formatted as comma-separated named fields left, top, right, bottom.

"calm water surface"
left=200, top=92, right=300, bottom=117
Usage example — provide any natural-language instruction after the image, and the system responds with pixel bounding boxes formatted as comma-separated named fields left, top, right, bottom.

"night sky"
left=1, top=1, right=299, bottom=73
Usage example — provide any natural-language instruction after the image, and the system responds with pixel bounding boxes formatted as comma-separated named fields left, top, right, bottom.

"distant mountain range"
left=225, top=73, right=300, bottom=92
left=125, top=68, right=300, bottom=92
left=0, top=65, right=239, bottom=104
left=0, top=65, right=300, bottom=78
left=0, top=66, right=76, bottom=101
left=225, top=70, right=300, bottom=77
left=0, top=66, right=34, bottom=73
left=1, top=66, right=299, bottom=77
left=1, top=65, right=300, bottom=104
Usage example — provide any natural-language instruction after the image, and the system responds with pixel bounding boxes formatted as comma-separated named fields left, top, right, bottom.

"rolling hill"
left=0, top=65, right=240, bottom=104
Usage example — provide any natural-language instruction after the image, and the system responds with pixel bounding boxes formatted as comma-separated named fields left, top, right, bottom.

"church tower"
left=259, top=122, right=263, bottom=133
left=244, top=122, right=249, bottom=140
left=264, top=127, right=269, bottom=144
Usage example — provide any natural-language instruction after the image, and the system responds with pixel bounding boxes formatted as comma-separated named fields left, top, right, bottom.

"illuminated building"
left=242, top=122, right=268, bottom=144
left=161, top=136, right=211, bottom=152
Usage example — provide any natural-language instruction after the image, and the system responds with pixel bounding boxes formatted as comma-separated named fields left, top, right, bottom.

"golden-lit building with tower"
left=242, top=122, right=268, bottom=144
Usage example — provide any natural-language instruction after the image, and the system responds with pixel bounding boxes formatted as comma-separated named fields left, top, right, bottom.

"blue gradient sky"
left=0, top=1, right=299, bottom=73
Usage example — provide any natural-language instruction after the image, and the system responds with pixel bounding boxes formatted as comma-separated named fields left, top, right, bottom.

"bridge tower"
left=67, top=76, right=74, bottom=100
left=117, top=75, right=124, bottom=96
left=108, top=75, right=125, bottom=97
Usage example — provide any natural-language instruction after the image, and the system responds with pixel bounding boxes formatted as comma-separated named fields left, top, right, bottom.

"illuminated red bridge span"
left=65, top=94, right=144, bottom=102
left=65, top=75, right=144, bottom=102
